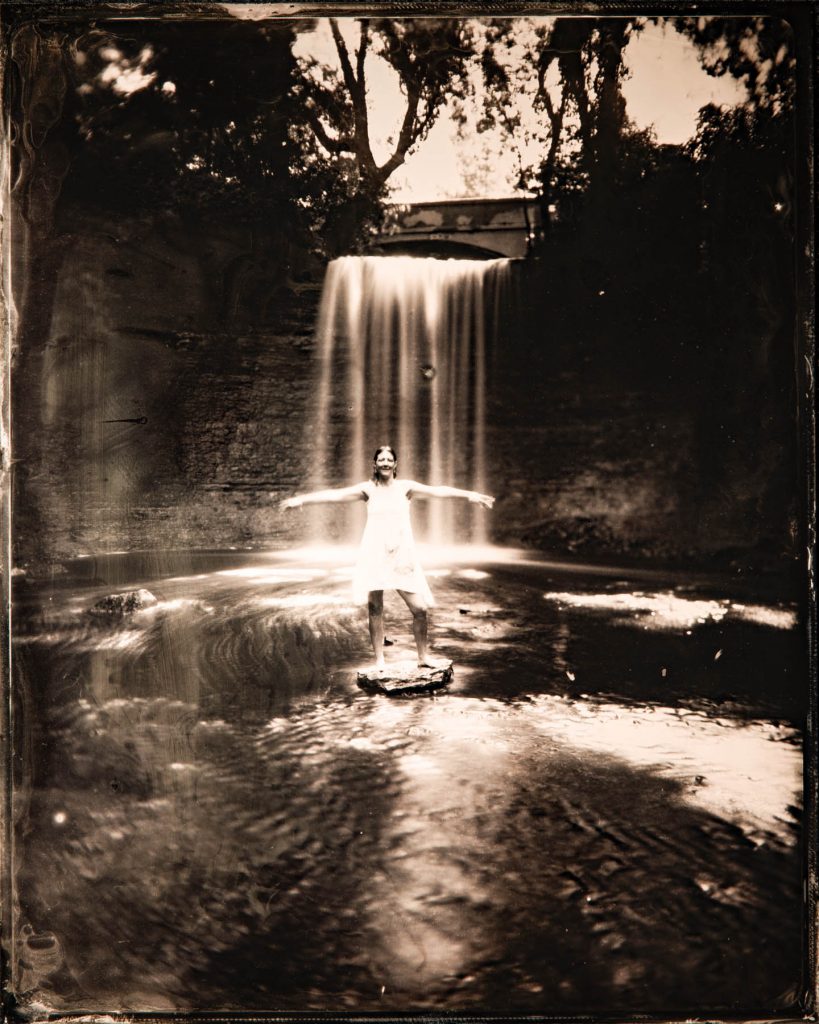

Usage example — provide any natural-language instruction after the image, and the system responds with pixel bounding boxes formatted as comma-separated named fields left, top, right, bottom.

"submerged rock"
left=88, top=588, right=158, bottom=618
left=356, top=660, right=453, bottom=696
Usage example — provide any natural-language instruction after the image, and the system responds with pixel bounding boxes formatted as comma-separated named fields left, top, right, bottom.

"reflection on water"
left=11, top=548, right=805, bottom=1013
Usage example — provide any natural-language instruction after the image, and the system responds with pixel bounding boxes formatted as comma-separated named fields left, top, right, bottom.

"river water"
left=11, top=547, right=805, bottom=1014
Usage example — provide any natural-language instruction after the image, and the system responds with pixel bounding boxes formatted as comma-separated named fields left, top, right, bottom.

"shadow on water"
left=10, top=546, right=806, bottom=1013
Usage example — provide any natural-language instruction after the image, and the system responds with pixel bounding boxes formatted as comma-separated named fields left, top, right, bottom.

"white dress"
left=352, top=480, right=435, bottom=607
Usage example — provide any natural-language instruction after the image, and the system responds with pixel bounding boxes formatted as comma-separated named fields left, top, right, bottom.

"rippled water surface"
left=11, top=548, right=805, bottom=1013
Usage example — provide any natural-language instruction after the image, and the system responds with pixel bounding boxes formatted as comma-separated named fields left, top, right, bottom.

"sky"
left=287, top=17, right=746, bottom=203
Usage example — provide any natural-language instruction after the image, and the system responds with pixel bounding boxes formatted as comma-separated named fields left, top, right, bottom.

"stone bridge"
left=372, top=197, right=542, bottom=260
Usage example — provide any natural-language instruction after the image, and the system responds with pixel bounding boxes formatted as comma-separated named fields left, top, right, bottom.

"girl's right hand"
left=280, top=497, right=303, bottom=511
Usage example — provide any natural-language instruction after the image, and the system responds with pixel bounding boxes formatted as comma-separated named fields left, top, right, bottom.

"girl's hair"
left=372, top=445, right=398, bottom=483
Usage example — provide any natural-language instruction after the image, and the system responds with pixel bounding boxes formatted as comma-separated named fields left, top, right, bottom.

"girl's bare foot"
left=418, top=657, right=449, bottom=670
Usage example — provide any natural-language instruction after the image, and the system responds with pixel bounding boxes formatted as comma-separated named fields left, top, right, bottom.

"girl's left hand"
left=470, top=492, right=495, bottom=509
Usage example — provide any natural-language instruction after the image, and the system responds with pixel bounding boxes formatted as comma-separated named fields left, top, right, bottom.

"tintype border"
left=0, top=0, right=815, bottom=1022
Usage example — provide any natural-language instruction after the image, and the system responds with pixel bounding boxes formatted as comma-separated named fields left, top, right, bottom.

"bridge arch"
left=367, top=237, right=506, bottom=261
left=374, top=197, right=541, bottom=260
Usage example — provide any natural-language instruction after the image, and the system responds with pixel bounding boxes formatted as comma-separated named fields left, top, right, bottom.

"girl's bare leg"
left=398, top=590, right=432, bottom=667
left=368, top=591, right=386, bottom=669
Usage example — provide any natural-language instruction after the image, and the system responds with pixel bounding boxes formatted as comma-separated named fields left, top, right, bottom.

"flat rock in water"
left=356, top=660, right=453, bottom=696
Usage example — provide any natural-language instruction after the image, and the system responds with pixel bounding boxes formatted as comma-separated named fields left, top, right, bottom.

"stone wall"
left=12, top=209, right=323, bottom=566
left=483, top=259, right=800, bottom=571
left=12, top=211, right=800, bottom=575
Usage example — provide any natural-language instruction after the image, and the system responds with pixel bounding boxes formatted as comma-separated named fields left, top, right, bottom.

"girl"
left=281, top=445, right=494, bottom=669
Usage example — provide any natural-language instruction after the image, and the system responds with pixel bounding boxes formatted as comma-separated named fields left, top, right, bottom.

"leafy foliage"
left=59, top=20, right=299, bottom=221
left=476, top=17, right=641, bottom=209
left=291, top=18, right=477, bottom=251
left=674, top=16, right=796, bottom=114
left=6, top=13, right=479, bottom=258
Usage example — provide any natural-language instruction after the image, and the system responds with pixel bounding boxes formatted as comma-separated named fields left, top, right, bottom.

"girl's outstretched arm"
left=406, top=482, right=495, bottom=509
left=280, top=484, right=366, bottom=510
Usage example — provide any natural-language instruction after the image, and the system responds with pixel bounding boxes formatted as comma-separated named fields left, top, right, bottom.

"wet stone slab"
left=356, top=660, right=453, bottom=696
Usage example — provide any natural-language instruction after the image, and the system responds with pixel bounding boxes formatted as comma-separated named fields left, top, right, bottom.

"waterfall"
left=307, top=255, right=510, bottom=546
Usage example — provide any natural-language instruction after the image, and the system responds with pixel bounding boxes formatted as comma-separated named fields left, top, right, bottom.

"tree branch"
left=542, top=90, right=567, bottom=192
left=330, top=17, right=376, bottom=179
left=376, top=81, right=420, bottom=182
left=375, top=19, right=414, bottom=78
left=563, top=51, right=594, bottom=162
left=356, top=19, right=369, bottom=82
left=303, top=103, right=354, bottom=154
left=353, top=21, right=372, bottom=157
left=329, top=18, right=358, bottom=97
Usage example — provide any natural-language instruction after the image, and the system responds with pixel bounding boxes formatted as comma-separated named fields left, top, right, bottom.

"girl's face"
left=374, top=450, right=396, bottom=477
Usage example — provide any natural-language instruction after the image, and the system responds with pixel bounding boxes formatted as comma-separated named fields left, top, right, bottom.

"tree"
left=674, top=16, right=796, bottom=116
left=5, top=12, right=481, bottom=261
left=293, top=18, right=477, bottom=250
left=58, top=19, right=299, bottom=218
left=678, top=15, right=796, bottom=353
left=56, top=17, right=321, bottom=320
left=477, top=17, right=641, bottom=217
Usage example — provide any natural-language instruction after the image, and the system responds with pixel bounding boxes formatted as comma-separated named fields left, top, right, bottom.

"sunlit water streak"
left=544, top=589, right=799, bottom=631
left=307, top=256, right=510, bottom=545
left=525, top=694, right=800, bottom=841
